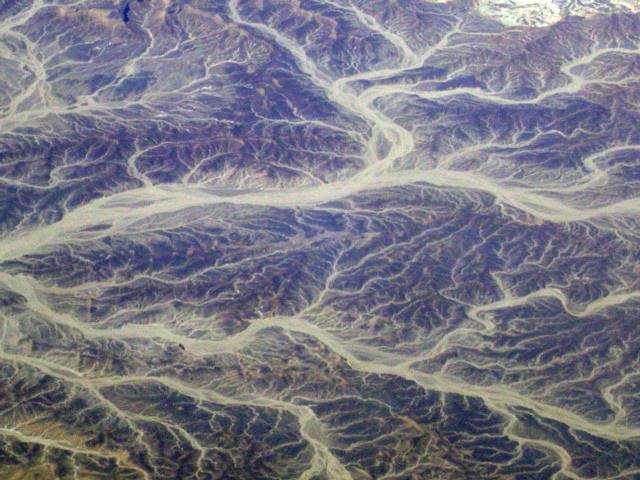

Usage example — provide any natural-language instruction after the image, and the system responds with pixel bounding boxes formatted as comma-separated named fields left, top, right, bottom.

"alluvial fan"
left=1, top=0, right=640, bottom=478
